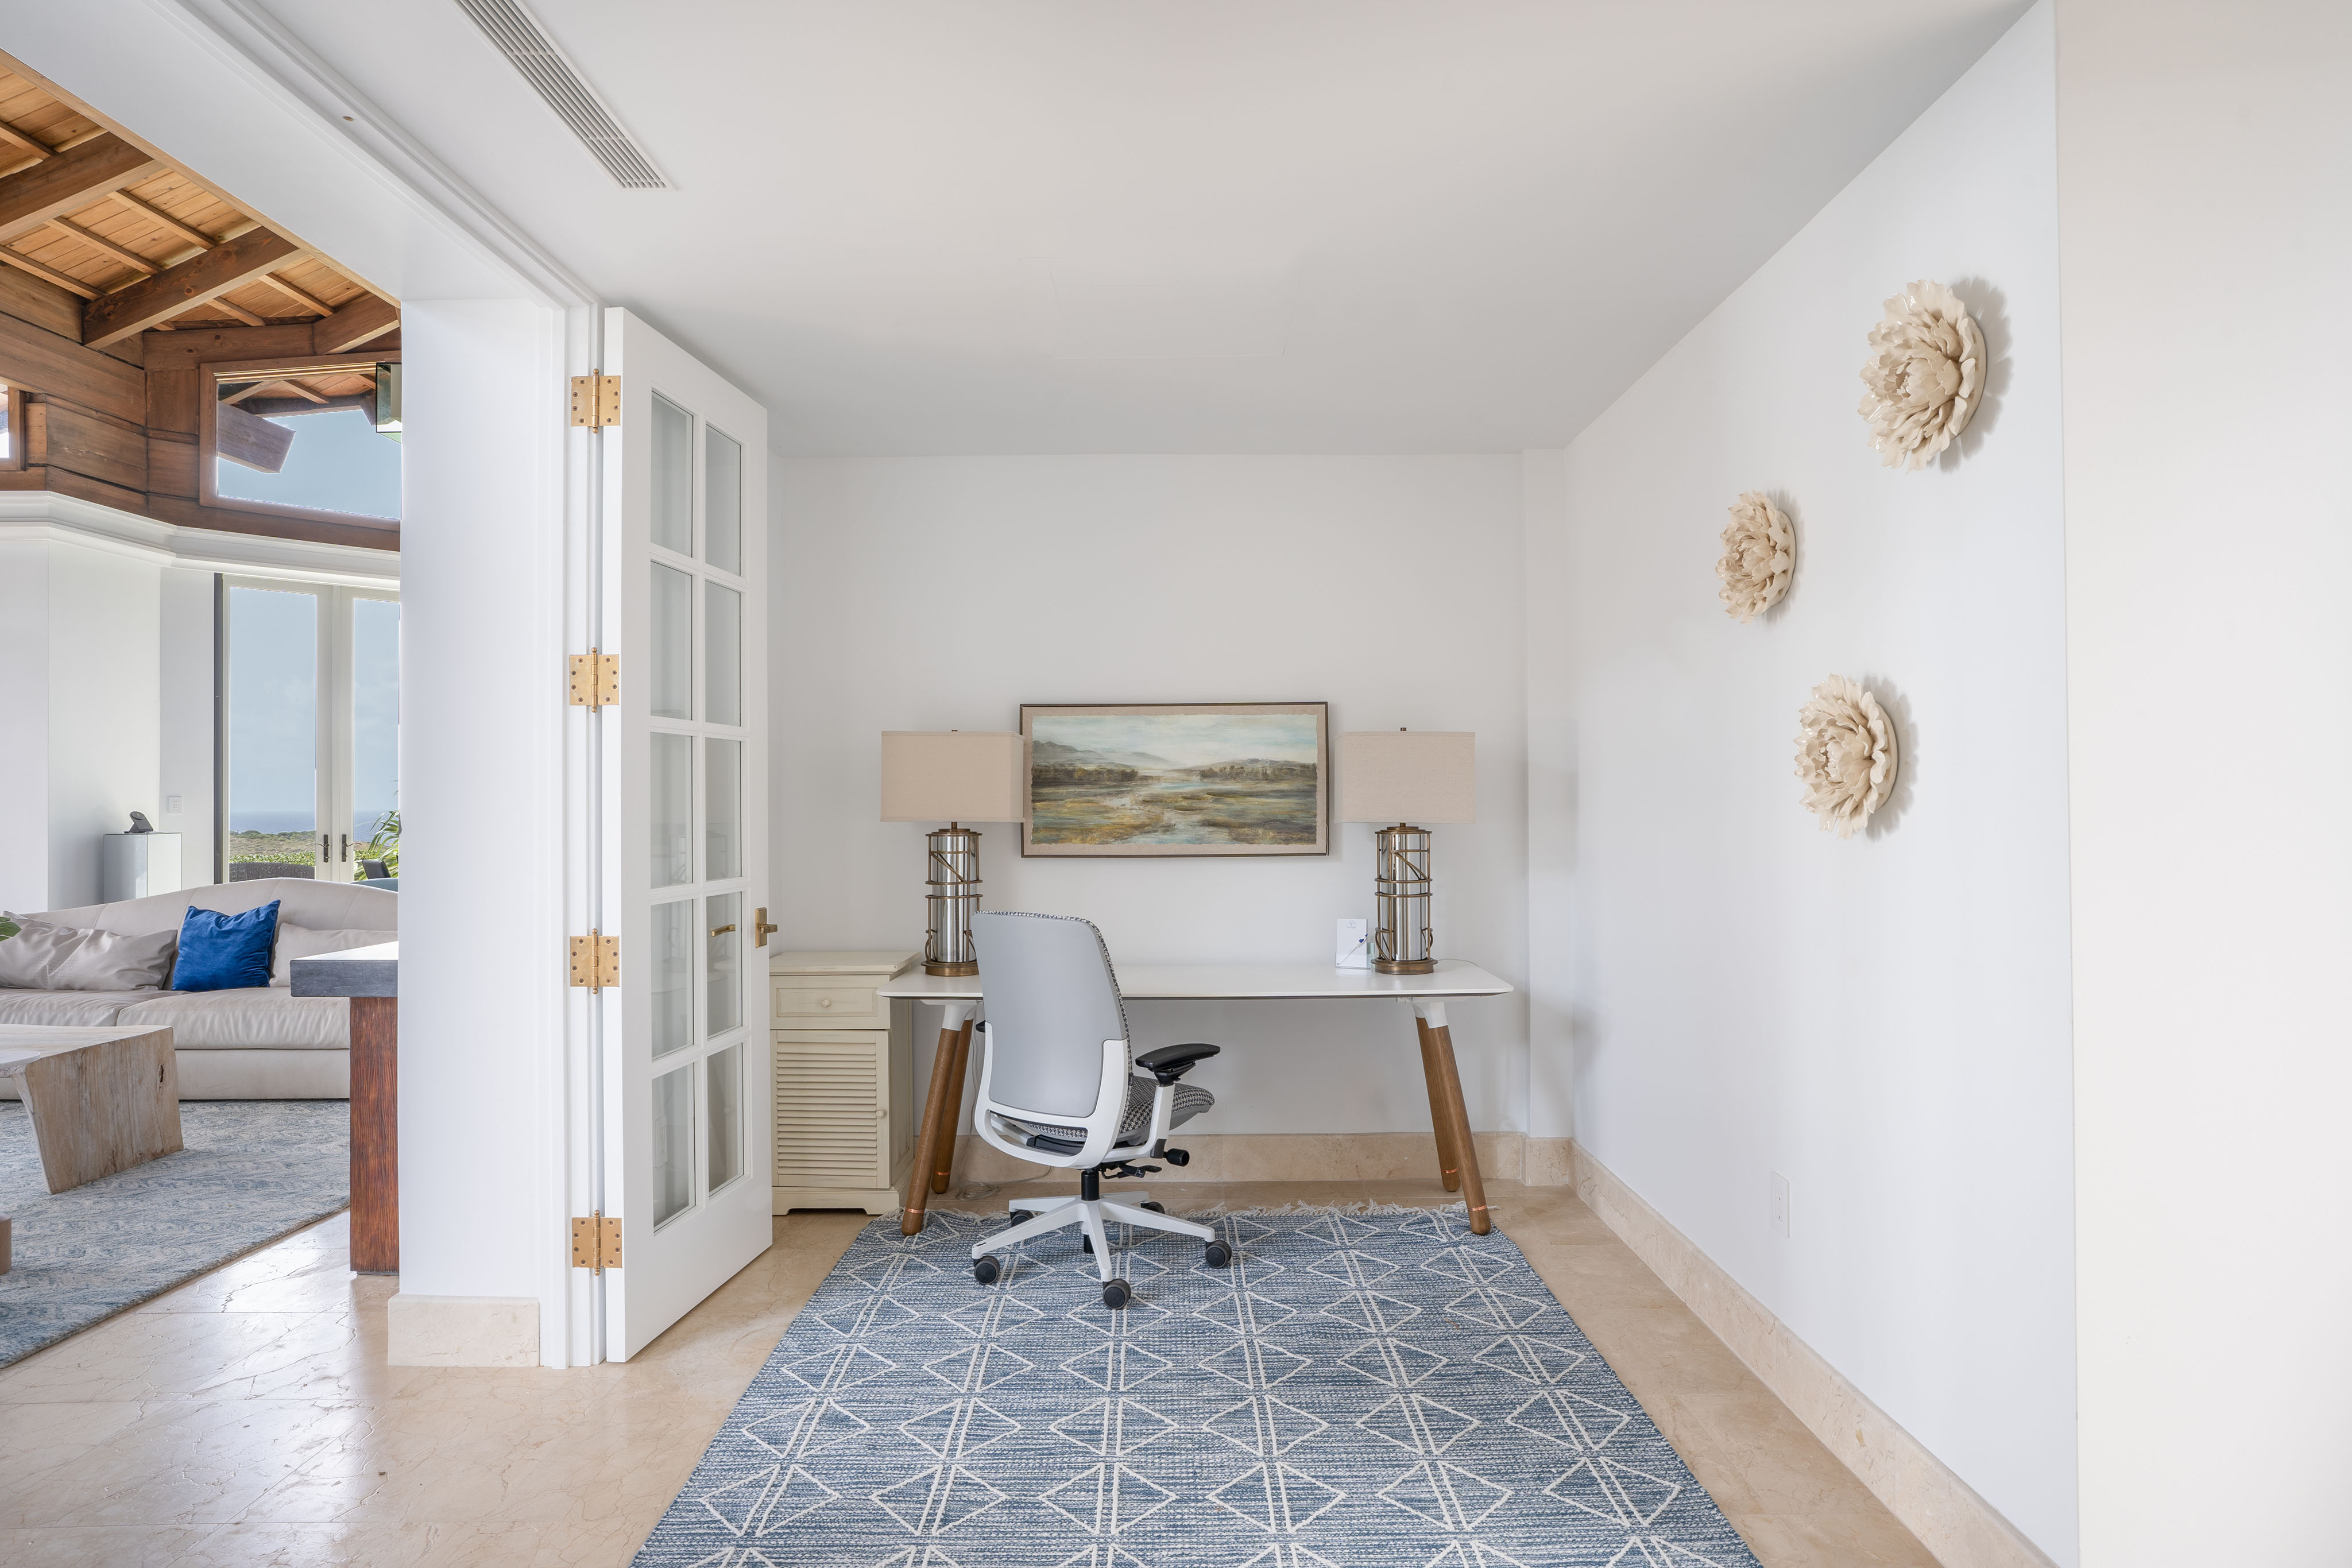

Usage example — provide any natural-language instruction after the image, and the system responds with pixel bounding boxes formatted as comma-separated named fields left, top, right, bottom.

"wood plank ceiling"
left=0, top=65, right=394, bottom=350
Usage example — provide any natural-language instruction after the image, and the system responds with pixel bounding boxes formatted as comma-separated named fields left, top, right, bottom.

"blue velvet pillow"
left=173, top=900, right=280, bottom=992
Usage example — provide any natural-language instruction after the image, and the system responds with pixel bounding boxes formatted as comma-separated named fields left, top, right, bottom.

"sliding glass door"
left=220, top=578, right=400, bottom=884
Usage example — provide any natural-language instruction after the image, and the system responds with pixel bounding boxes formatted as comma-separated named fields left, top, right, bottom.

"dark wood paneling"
left=146, top=432, right=198, bottom=497
left=348, top=996, right=399, bottom=1275
left=145, top=490, right=399, bottom=552
left=0, top=134, right=162, bottom=246
left=0, top=267, right=82, bottom=339
left=29, top=397, right=146, bottom=491
left=42, top=464, right=152, bottom=516
left=145, top=366, right=200, bottom=433
left=82, top=229, right=303, bottom=347
left=0, top=310, right=145, bottom=423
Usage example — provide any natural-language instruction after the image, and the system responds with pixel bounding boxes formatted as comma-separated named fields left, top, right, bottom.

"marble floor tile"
left=0, top=1186, right=1935, bottom=1568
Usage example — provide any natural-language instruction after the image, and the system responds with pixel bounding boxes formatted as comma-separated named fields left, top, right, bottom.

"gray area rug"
left=635, top=1205, right=1762, bottom=1567
left=0, top=1099, right=349, bottom=1366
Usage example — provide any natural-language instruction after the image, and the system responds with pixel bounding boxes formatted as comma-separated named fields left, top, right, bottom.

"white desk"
left=878, top=960, right=1514, bottom=1237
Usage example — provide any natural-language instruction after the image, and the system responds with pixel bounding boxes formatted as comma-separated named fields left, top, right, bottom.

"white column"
left=2059, top=2, right=2352, bottom=1559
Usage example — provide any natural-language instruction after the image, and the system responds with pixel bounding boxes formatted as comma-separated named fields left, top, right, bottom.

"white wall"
left=772, top=456, right=1530, bottom=1137
left=1531, top=7, right=2075, bottom=1561
left=397, top=299, right=572, bottom=1359
left=2057, top=2, right=2352, bottom=1561
left=158, top=567, right=216, bottom=881
left=0, top=541, right=51, bottom=913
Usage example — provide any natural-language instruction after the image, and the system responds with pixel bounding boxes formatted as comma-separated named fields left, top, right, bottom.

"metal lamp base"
left=923, top=827, right=982, bottom=976
left=1372, top=824, right=1437, bottom=974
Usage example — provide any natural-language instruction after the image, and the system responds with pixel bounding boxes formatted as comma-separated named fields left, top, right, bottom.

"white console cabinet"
left=770, top=951, right=917, bottom=1215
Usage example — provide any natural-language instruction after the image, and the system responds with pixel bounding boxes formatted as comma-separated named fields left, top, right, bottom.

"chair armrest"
left=1136, top=1042, right=1220, bottom=1084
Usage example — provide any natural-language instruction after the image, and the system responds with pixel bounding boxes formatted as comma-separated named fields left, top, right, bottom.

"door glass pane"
left=651, top=393, right=693, bottom=555
left=652, top=899, right=694, bottom=1058
left=706, top=892, right=741, bottom=1037
left=705, top=739, right=741, bottom=880
left=651, top=733, right=692, bottom=887
left=650, top=562, right=693, bottom=719
left=705, top=581, right=741, bottom=726
left=705, top=427, right=741, bottom=575
left=651, top=1062, right=694, bottom=1226
left=351, top=598, right=400, bottom=868
left=706, top=1042, right=743, bottom=1193
left=226, top=585, right=318, bottom=881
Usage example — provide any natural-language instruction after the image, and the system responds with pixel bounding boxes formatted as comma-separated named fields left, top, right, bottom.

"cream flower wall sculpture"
left=1858, top=279, right=1983, bottom=470
left=1716, top=491, right=1794, bottom=622
left=1794, top=675, right=1899, bottom=838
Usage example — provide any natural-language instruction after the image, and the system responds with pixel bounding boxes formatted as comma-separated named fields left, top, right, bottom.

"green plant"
left=0, top=915, right=18, bottom=940
left=358, top=809, right=401, bottom=876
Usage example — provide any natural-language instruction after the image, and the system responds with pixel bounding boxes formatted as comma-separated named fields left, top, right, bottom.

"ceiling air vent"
left=454, top=0, right=670, bottom=191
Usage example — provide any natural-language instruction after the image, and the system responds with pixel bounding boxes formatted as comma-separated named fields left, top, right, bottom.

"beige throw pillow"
left=272, top=925, right=399, bottom=986
left=0, top=916, right=85, bottom=989
left=50, top=927, right=179, bottom=992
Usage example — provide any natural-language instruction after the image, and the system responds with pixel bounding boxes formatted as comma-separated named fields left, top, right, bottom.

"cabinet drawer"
left=771, top=978, right=886, bottom=1027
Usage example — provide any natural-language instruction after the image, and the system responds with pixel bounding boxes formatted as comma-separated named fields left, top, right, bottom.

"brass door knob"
left=710, top=923, right=736, bottom=936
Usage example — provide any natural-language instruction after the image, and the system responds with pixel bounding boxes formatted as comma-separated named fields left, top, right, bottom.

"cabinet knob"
left=818, top=997, right=833, bottom=1008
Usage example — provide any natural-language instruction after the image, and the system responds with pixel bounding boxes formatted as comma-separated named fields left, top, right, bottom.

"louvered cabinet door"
left=772, top=1033, right=889, bottom=1188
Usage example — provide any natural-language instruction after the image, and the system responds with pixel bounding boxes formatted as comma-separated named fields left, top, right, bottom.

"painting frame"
left=1019, top=702, right=1330, bottom=857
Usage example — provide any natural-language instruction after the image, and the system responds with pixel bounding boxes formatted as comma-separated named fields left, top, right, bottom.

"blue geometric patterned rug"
left=634, top=1205, right=1762, bottom=1567
left=0, top=1099, right=349, bottom=1366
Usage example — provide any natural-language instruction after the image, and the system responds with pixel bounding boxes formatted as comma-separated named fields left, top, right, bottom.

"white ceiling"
left=254, top=1, right=2027, bottom=455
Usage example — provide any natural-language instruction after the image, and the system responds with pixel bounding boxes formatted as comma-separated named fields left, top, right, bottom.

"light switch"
left=164, top=795, right=184, bottom=815
left=1336, top=919, right=1368, bottom=969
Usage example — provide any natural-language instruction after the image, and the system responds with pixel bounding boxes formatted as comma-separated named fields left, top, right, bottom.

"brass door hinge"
left=568, top=648, right=618, bottom=710
left=569, top=373, right=620, bottom=428
left=569, top=929, right=618, bottom=992
left=571, top=1210, right=622, bottom=1272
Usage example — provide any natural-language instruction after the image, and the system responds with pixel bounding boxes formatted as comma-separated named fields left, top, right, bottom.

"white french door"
left=599, top=308, right=772, bottom=1360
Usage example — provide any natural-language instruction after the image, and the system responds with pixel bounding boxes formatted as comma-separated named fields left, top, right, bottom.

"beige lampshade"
left=879, top=731, right=1026, bottom=823
left=1339, top=730, right=1476, bottom=824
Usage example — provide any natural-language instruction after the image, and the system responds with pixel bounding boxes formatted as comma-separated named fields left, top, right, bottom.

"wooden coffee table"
left=0, top=1025, right=183, bottom=1194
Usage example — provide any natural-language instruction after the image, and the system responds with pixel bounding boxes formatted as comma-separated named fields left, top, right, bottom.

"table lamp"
left=880, top=731, right=1026, bottom=975
left=1339, top=730, right=1476, bottom=974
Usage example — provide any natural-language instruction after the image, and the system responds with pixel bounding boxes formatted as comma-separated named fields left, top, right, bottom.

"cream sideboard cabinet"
left=771, top=951, right=918, bottom=1215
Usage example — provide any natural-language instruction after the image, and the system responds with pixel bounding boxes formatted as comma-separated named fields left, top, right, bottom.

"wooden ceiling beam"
left=0, top=134, right=161, bottom=247
left=257, top=270, right=332, bottom=316
left=81, top=227, right=299, bottom=346
left=45, top=215, right=157, bottom=276
left=0, top=245, right=99, bottom=299
left=211, top=297, right=268, bottom=327
left=312, top=291, right=399, bottom=353
left=105, top=188, right=214, bottom=251
left=0, top=118, right=52, bottom=161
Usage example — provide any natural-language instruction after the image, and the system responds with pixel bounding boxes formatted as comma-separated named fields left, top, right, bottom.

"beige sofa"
left=0, top=878, right=396, bottom=1099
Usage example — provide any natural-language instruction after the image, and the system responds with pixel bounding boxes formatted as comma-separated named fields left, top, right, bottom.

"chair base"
left=978, top=1190, right=1216, bottom=1284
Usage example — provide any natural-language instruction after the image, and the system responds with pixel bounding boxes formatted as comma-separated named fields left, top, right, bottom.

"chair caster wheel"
left=1101, top=1279, right=1132, bottom=1310
left=1204, top=1240, right=1232, bottom=1268
left=973, top=1255, right=1001, bottom=1286
left=1142, top=1201, right=1166, bottom=1213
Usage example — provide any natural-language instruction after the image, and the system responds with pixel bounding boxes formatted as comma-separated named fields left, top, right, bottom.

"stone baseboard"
left=386, top=1294, right=540, bottom=1368
left=1569, top=1144, right=2057, bottom=1568
left=950, top=1130, right=1538, bottom=1187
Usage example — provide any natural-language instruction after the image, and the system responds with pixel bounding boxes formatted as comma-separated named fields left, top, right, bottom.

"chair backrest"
left=971, top=911, right=1129, bottom=1121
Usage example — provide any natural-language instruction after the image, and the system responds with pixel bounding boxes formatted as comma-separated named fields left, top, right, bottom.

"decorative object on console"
left=880, top=731, right=1024, bottom=976
left=1020, top=702, right=1328, bottom=856
left=1716, top=491, right=1795, bottom=621
left=1794, top=676, right=1900, bottom=838
left=1859, top=279, right=1984, bottom=470
left=1339, top=730, right=1476, bottom=974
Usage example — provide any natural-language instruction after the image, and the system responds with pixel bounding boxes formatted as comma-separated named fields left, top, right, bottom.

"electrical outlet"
left=1771, top=1172, right=1791, bottom=1238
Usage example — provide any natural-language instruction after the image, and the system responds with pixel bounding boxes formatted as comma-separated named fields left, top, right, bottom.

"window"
left=202, top=355, right=402, bottom=532
left=0, top=380, right=21, bottom=470
left=218, top=578, right=400, bottom=882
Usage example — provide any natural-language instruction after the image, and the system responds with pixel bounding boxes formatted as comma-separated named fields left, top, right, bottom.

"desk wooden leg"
left=349, top=996, right=399, bottom=1274
left=929, top=1020, right=973, bottom=1194
left=902, top=1004, right=974, bottom=1236
left=1426, top=1021, right=1491, bottom=1236
left=1415, top=1017, right=1462, bottom=1193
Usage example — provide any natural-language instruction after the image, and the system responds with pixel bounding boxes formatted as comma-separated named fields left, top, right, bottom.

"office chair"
left=965, top=911, right=1231, bottom=1308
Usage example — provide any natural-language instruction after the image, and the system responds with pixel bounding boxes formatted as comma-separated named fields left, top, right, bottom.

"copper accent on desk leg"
left=350, top=995, right=399, bottom=1273
left=1426, top=1023, right=1490, bottom=1235
left=1415, top=1016, right=1463, bottom=1193
left=902, top=1023, right=964, bottom=1236
left=930, top=1019, right=973, bottom=1194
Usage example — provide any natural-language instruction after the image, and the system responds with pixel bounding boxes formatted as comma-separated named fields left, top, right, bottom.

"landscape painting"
left=1021, top=703, right=1329, bottom=856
